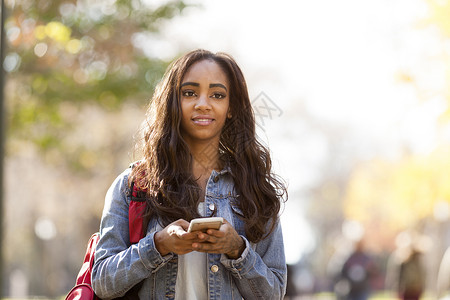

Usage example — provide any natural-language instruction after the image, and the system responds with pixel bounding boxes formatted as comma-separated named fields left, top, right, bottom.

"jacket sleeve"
left=220, top=220, right=287, bottom=299
left=91, top=169, right=174, bottom=299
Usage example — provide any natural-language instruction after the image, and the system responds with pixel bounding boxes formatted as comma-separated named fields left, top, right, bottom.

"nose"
left=194, top=94, right=211, bottom=111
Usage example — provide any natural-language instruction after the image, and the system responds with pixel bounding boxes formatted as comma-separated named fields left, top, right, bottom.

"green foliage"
left=5, top=0, right=191, bottom=170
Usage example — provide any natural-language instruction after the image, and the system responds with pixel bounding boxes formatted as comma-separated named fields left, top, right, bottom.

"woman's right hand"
left=154, top=219, right=199, bottom=256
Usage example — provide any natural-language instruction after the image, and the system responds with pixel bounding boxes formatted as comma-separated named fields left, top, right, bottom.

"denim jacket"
left=92, top=166, right=287, bottom=299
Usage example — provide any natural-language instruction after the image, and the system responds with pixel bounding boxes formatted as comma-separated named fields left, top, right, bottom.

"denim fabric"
left=92, top=166, right=287, bottom=299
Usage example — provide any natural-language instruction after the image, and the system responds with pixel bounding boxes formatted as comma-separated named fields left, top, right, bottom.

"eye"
left=182, top=90, right=196, bottom=97
left=212, top=93, right=226, bottom=99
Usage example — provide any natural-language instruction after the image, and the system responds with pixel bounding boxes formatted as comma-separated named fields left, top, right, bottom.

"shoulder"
left=117, top=166, right=133, bottom=184
left=107, top=166, right=133, bottom=197
left=115, top=160, right=144, bottom=183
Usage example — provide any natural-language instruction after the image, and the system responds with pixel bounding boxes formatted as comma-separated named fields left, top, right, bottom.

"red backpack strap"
left=128, top=181, right=148, bottom=244
left=128, top=161, right=149, bottom=244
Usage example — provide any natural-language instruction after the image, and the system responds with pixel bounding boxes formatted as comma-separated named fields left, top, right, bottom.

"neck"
left=188, top=140, right=221, bottom=177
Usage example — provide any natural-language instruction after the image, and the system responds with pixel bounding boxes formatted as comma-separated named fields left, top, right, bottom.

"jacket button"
left=213, top=176, right=219, bottom=183
left=211, top=265, right=219, bottom=273
left=209, top=203, right=215, bottom=211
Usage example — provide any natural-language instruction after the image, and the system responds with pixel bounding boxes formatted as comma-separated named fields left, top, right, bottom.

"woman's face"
left=179, top=59, right=231, bottom=148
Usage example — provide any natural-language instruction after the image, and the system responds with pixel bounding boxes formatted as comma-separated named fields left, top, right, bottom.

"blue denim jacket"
left=92, top=166, right=287, bottom=299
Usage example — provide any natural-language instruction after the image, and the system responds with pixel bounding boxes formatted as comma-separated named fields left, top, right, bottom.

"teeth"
left=195, top=119, right=211, bottom=122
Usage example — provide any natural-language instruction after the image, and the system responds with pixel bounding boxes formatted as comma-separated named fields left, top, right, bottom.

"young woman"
left=92, top=49, right=287, bottom=299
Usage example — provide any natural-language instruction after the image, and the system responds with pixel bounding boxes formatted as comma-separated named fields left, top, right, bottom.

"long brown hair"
left=130, top=49, right=287, bottom=242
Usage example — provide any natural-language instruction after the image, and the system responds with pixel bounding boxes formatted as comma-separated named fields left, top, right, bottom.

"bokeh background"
left=2, top=0, right=450, bottom=298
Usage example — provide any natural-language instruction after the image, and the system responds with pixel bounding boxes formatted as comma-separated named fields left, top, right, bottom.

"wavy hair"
left=130, top=49, right=287, bottom=242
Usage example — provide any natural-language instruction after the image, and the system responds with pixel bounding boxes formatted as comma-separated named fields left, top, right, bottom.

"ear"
left=227, top=109, right=232, bottom=119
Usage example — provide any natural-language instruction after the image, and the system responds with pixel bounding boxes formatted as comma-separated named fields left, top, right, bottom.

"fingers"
left=172, top=219, right=190, bottom=232
left=192, top=221, right=244, bottom=255
left=167, top=224, right=184, bottom=236
left=167, top=224, right=192, bottom=239
left=168, top=219, right=199, bottom=240
left=192, top=242, right=217, bottom=253
left=197, top=229, right=223, bottom=241
left=159, top=218, right=244, bottom=256
left=192, top=239, right=223, bottom=253
left=155, top=219, right=201, bottom=256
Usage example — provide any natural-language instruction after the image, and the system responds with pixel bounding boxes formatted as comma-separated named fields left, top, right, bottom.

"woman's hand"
left=154, top=219, right=200, bottom=256
left=191, top=219, right=245, bottom=259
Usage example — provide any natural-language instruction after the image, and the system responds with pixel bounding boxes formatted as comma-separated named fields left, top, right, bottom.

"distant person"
left=91, top=49, right=288, bottom=299
left=338, top=240, right=377, bottom=300
left=285, top=264, right=298, bottom=299
left=386, top=231, right=429, bottom=300
left=438, top=247, right=450, bottom=299
left=398, top=247, right=425, bottom=300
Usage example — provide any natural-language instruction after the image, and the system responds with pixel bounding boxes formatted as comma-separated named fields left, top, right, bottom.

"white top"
left=174, top=202, right=208, bottom=299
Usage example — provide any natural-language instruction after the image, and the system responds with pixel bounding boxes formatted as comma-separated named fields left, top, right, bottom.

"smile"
left=192, top=117, right=214, bottom=125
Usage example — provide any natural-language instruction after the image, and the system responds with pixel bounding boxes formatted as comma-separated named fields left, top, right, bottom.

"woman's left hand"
left=191, top=219, right=245, bottom=259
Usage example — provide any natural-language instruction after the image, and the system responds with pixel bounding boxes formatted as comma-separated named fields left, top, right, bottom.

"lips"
left=192, top=116, right=214, bottom=126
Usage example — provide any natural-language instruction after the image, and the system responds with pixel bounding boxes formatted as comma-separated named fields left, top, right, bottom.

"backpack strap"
left=128, top=181, right=148, bottom=244
left=123, top=162, right=149, bottom=298
left=128, top=161, right=149, bottom=244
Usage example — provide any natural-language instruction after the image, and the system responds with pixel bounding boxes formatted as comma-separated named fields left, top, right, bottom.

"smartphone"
left=187, top=217, right=224, bottom=232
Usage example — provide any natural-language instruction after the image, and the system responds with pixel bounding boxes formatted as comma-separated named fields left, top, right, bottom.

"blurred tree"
left=2, top=0, right=193, bottom=297
left=4, top=0, right=190, bottom=171
left=342, top=0, right=450, bottom=244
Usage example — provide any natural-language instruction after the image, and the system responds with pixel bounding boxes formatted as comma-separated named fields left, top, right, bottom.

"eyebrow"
left=181, top=82, right=228, bottom=92
left=181, top=82, right=199, bottom=88
left=210, top=83, right=228, bottom=91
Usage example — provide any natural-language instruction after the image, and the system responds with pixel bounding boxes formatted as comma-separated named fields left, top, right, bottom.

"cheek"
left=180, top=102, right=190, bottom=120
left=218, top=106, right=230, bottom=129
left=179, top=103, right=191, bottom=131
left=218, top=104, right=230, bottom=123
left=223, top=100, right=231, bottom=117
